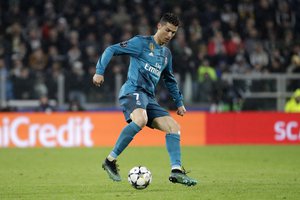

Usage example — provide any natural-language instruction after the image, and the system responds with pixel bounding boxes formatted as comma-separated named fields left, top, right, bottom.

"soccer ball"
left=128, top=166, right=152, bottom=189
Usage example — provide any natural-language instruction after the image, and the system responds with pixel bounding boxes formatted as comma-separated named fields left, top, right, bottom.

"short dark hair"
left=160, top=13, right=179, bottom=26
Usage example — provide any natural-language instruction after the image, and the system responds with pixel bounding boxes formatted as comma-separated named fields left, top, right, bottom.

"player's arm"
left=162, top=54, right=186, bottom=116
left=95, top=36, right=142, bottom=75
left=93, top=36, right=142, bottom=86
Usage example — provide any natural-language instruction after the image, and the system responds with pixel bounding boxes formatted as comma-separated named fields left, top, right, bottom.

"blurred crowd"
left=0, top=0, right=300, bottom=111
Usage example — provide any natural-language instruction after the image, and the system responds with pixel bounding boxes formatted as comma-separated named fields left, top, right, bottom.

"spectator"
left=66, top=30, right=81, bottom=66
left=207, top=31, right=227, bottom=65
left=275, top=1, right=296, bottom=33
left=196, top=59, right=218, bottom=102
left=187, top=17, right=202, bottom=53
left=66, top=61, right=88, bottom=106
left=0, top=57, right=13, bottom=99
left=34, top=73, right=48, bottom=98
left=26, top=28, right=42, bottom=52
left=28, top=47, right=48, bottom=71
left=197, top=59, right=218, bottom=82
left=268, top=58, right=285, bottom=73
left=219, top=80, right=244, bottom=112
left=287, top=44, right=300, bottom=73
left=68, top=99, right=85, bottom=111
left=224, top=32, right=243, bottom=63
left=46, top=61, right=63, bottom=99
left=11, top=67, right=34, bottom=99
left=255, top=0, right=275, bottom=31
left=6, top=21, right=25, bottom=55
left=230, top=54, right=251, bottom=74
left=220, top=4, right=238, bottom=26
left=237, top=0, right=255, bottom=20
left=35, top=95, right=55, bottom=113
left=287, top=55, right=300, bottom=90
left=249, top=43, right=269, bottom=73
left=284, top=89, right=300, bottom=112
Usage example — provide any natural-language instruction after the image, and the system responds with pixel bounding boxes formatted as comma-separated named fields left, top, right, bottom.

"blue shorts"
left=119, top=91, right=170, bottom=128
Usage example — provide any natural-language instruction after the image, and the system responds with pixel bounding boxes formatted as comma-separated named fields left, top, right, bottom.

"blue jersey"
left=96, top=35, right=183, bottom=107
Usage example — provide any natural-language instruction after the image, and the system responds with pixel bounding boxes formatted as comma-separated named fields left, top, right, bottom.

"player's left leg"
left=151, top=116, right=182, bottom=168
left=147, top=103, right=197, bottom=187
left=151, top=116, right=197, bottom=186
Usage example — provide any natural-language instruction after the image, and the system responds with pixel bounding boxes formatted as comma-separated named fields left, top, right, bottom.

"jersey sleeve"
left=162, top=53, right=184, bottom=108
left=96, top=36, right=142, bottom=75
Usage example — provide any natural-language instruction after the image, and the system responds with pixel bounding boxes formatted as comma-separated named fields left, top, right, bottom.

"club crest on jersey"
left=149, top=43, right=155, bottom=52
left=120, top=41, right=128, bottom=48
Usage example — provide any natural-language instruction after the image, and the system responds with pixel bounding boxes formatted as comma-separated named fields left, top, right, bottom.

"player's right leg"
left=102, top=93, right=148, bottom=181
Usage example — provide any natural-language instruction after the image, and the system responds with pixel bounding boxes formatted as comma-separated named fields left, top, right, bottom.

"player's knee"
left=133, top=117, right=148, bottom=128
left=167, top=121, right=180, bottom=133
left=130, top=109, right=148, bottom=128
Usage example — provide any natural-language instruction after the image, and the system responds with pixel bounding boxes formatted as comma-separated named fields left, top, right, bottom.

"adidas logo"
left=148, top=52, right=154, bottom=57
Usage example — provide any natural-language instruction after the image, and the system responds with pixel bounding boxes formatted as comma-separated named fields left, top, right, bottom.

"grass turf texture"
left=0, top=146, right=300, bottom=200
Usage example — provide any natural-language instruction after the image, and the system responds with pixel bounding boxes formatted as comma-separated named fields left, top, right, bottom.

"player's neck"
left=153, top=34, right=165, bottom=46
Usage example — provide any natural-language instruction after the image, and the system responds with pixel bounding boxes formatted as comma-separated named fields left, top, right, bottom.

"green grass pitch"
left=1, top=146, right=300, bottom=200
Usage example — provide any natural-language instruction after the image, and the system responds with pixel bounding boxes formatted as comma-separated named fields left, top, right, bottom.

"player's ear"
left=157, top=23, right=162, bottom=30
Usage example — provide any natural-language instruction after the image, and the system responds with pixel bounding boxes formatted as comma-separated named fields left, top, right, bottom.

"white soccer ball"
left=128, top=166, right=152, bottom=189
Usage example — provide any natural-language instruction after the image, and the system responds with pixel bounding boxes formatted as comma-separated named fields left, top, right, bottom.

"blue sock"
left=165, top=133, right=181, bottom=168
left=110, top=122, right=141, bottom=158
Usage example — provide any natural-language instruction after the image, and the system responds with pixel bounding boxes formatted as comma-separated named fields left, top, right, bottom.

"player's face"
left=157, top=22, right=178, bottom=45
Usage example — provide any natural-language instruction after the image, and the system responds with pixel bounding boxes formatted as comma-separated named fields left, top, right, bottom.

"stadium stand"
left=0, top=0, right=299, bottom=111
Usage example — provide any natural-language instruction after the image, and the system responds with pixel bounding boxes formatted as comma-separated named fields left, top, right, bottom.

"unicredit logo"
left=0, top=116, right=94, bottom=148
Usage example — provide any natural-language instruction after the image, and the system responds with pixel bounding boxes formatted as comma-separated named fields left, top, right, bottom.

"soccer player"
left=93, top=13, right=197, bottom=186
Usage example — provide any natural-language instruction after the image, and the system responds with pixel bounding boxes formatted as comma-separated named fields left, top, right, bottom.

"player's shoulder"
left=133, top=35, right=152, bottom=44
left=162, top=46, right=172, bottom=56
left=134, top=35, right=152, bottom=41
left=163, top=46, right=171, bottom=53
left=131, top=35, right=153, bottom=47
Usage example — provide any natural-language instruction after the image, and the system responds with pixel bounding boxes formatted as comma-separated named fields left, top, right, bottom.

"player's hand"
left=92, top=74, right=104, bottom=87
left=176, top=105, right=186, bottom=116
